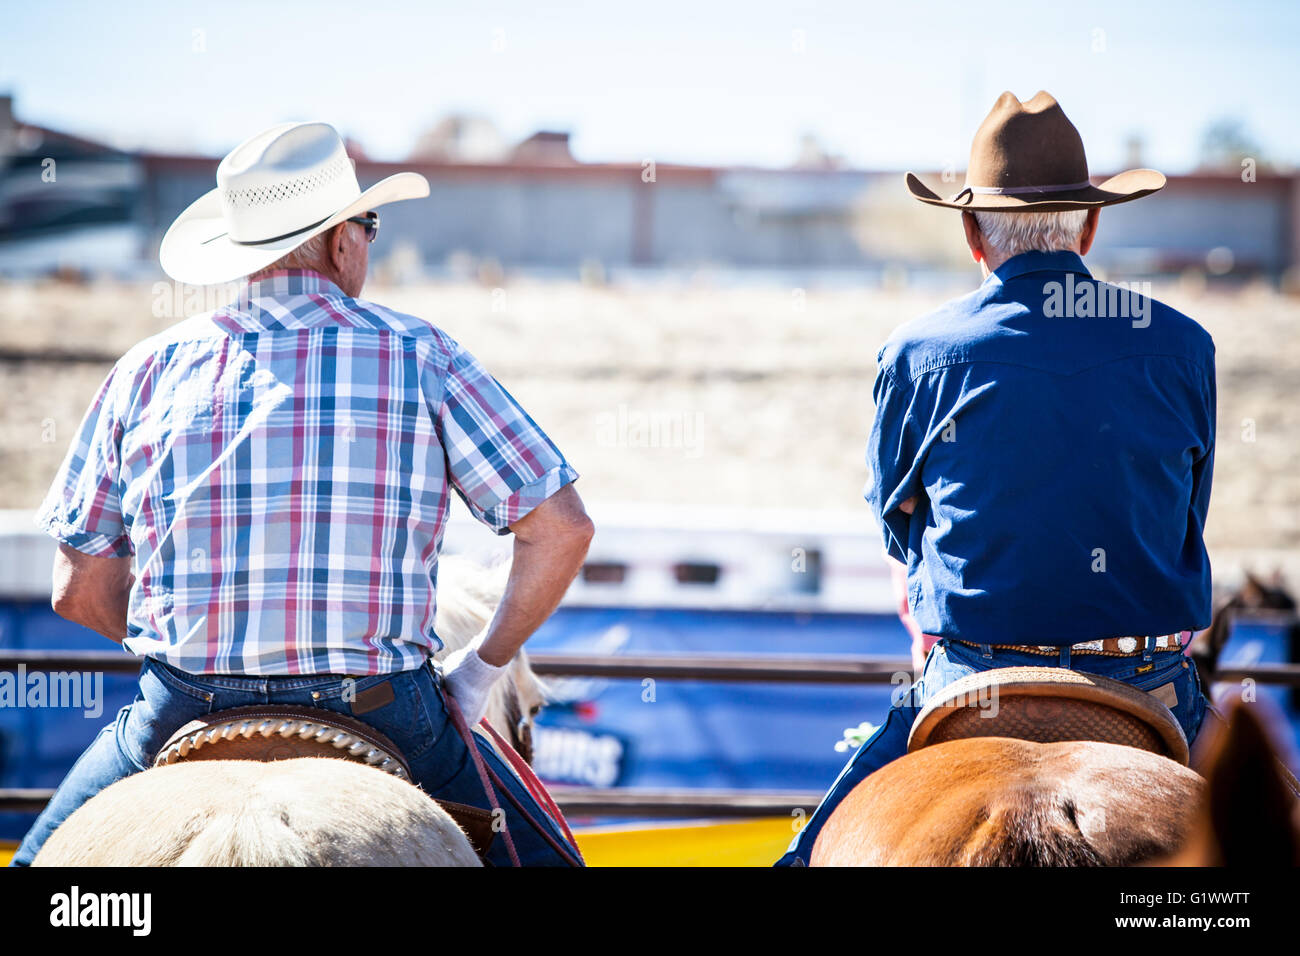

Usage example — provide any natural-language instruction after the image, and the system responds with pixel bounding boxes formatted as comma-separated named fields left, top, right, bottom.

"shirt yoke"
left=109, top=295, right=465, bottom=401
left=876, top=278, right=1215, bottom=388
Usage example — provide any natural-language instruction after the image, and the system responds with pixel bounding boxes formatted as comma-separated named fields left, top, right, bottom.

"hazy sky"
left=5, top=0, right=1296, bottom=172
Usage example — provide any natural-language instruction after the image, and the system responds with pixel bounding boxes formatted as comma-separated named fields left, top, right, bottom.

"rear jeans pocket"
left=118, top=661, right=216, bottom=770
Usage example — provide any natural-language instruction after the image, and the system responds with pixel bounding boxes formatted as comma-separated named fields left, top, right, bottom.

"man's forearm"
left=51, top=544, right=132, bottom=644
left=70, top=597, right=130, bottom=644
left=56, top=579, right=130, bottom=643
left=477, top=520, right=592, bottom=666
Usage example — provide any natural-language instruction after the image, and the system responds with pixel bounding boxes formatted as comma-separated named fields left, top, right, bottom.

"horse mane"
left=432, top=553, right=551, bottom=756
left=433, top=553, right=513, bottom=657
left=1175, top=701, right=1300, bottom=866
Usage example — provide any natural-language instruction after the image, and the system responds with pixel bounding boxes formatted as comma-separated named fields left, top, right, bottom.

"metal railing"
left=0, top=649, right=917, bottom=683
left=2, top=617, right=1298, bottom=817
left=0, top=650, right=917, bottom=816
left=4, top=649, right=1300, bottom=685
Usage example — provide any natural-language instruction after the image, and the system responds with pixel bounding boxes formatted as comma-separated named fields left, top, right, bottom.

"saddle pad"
left=908, top=666, right=1190, bottom=765
left=435, top=800, right=498, bottom=860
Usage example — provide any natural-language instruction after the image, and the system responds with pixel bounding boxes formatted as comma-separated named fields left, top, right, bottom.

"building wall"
left=105, top=155, right=1300, bottom=280
left=382, top=175, right=642, bottom=267
left=1093, top=177, right=1291, bottom=274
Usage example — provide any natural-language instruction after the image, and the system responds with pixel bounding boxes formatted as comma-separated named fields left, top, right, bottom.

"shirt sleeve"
left=435, top=343, right=578, bottom=534
left=864, top=365, right=927, bottom=564
left=1189, top=362, right=1217, bottom=532
left=34, top=364, right=132, bottom=557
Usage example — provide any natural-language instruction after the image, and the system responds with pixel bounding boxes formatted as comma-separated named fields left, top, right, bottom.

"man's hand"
left=441, top=484, right=593, bottom=722
left=51, top=543, right=133, bottom=643
left=899, top=496, right=918, bottom=515
left=441, top=636, right=508, bottom=727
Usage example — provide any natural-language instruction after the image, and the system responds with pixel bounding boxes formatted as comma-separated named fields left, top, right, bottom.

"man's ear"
left=326, top=222, right=350, bottom=272
left=1078, top=208, right=1100, bottom=255
left=961, top=212, right=984, bottom=265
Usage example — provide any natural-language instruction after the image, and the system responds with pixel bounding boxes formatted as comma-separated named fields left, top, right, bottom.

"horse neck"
left=433, top=556, right=511, bottom=657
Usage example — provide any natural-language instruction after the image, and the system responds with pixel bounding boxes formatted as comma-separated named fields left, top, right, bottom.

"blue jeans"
left=11, top=656, right=581, bottom=867
left=776, top=637, right=1209, bottom=866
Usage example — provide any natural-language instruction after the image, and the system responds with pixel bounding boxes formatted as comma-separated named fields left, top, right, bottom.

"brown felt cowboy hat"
left=905, top=90, right=1165, bottom=212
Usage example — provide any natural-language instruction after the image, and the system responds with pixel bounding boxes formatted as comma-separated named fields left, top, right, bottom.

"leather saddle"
left=153, top=705, right=497, bottom=859
left=907, top=666, right=1190, bottom=765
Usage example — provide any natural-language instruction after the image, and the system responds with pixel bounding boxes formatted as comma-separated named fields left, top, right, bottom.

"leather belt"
left=953, top=631, right=1190, bottom=658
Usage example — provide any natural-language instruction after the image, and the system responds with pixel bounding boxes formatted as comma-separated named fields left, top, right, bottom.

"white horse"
left=33, top=554, right=545, bottom=867
left=33, top=757, right=482, bottom=866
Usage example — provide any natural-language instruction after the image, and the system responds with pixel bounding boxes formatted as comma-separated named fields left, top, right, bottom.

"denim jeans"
left=11, top=656, right=581, bottom=867
left=776, top=637, right=1209, bottom=866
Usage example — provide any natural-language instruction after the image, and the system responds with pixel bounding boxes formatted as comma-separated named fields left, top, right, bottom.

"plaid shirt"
left=37, top=270, right=577, bottom=675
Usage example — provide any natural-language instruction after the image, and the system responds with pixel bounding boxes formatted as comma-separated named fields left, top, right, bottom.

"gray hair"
left=972, top=209, right=1089, bottom=258
left=263, top=232, right=330, bottom=273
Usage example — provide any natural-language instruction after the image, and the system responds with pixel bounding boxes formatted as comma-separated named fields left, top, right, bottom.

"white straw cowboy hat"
left=160, top=121, right=429, bottom=286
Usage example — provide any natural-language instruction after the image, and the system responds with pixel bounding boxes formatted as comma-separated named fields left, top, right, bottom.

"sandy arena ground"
left=1, top=275, right=1296, bottom=586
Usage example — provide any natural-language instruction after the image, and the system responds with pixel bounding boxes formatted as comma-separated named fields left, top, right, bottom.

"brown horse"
left=810, top=700, right=1300, bottom=867
left=811, top=576, right=1300, bottom=867
left=811, top=736, right=1201, bottom=866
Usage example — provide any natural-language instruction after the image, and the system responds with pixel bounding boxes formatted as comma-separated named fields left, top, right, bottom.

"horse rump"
left=958, top=791, right=1106, bottom=867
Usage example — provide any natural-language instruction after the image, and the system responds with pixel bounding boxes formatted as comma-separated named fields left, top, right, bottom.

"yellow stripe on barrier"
left=572, top=817, right=794, bottom=867
left=0, top=822, right=794, bottom=868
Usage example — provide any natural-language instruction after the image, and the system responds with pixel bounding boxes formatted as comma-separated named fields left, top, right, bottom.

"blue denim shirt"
left=865, top=251, right=1216, bottom=645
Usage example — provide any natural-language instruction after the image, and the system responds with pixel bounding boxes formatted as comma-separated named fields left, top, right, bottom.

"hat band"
left=230, top=214, right=332, bottom=247
left=967, top=179, right=1092, bottom=196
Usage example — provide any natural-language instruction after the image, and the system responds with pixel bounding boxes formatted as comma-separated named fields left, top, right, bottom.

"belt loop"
left=1060, top=644, right=1072, bottom=668
left=979, top=643, right=993, bottom=660
left=1142, top=636, right=1155, bottom=662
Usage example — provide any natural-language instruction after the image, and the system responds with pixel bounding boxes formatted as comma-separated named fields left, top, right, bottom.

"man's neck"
left=246, top=265, right=333, bottom=286
left=980, top=246, right=1083, bottom=279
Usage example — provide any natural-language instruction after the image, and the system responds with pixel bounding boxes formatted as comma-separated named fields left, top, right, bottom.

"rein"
left=442, top=692, right=584, bottom=868
left=443, top=693, right=521, bottom=866
left=481, top=719, right=582, bottom=853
